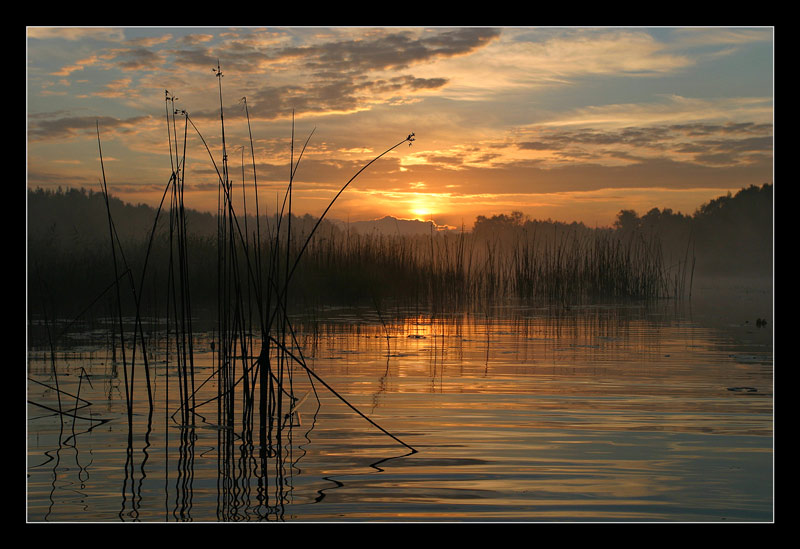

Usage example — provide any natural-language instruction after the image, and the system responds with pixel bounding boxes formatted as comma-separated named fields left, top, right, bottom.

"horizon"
left=29, top=182, right=771, bottom=236
left=27, top=26, right=774, bottom=228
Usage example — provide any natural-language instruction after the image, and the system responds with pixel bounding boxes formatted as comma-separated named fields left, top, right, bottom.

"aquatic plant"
left=75, top=64, right=418, bottom=519
left=28, top=63, right=697, bottom=521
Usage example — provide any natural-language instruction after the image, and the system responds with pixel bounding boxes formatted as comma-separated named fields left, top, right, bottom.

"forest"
left=471, top=182, right=773, bottom=278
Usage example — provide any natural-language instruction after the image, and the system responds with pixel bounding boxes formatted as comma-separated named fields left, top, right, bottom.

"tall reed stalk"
left=103, top=65, right=417, bottom=517
left=66, top=63, right=693, bottom=520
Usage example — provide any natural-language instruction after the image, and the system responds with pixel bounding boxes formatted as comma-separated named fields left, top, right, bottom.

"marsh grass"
left=28, top=64, right=692, bottom=520
left=47, top=66, right=419, bottom=519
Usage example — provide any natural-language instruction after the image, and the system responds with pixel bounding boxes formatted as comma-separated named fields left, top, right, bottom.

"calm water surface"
left=27, top=282, right=773, bottom=522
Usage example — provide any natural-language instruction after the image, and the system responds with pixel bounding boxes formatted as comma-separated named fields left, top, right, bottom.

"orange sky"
left=27, top=27, right=773, bottom=228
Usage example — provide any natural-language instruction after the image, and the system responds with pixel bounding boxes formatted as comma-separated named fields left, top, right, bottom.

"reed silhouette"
left=30, top=65, right=420, bottom=521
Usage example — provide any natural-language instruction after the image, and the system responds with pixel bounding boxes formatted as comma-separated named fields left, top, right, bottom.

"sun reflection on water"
left=27, top=300, right=772, bottom=522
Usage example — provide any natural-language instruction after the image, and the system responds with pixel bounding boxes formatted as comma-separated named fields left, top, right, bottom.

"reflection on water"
left=27, top=290, right=773, bottom=522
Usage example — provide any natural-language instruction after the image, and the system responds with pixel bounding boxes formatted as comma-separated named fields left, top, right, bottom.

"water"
left=26, top=282, right=773, bottom=522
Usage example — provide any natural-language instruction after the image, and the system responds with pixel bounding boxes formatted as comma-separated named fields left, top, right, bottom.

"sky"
left=26, top=26, right=774, bottom=229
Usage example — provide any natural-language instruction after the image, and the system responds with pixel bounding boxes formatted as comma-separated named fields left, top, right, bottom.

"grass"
left=96, top=66, right=418, bottom=517
left=27, top=64, right=693, bottom=520
left=28, top=199, right=690, bottom=327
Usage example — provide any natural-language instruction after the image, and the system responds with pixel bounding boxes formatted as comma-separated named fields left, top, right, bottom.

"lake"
left=26, top=278, right=773, bottom=523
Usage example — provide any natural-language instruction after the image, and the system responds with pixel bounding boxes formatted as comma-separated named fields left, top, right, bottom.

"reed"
left=103, top=65, right=418, bottom=517
left=28, top=201, right=690, bottom=328
left=29, top=63, right=693, bottom=520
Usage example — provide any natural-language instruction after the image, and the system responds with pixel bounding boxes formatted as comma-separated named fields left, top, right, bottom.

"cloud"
left=410, top=29, right=698, bottom=99
left=185, top=72, right=450, bottom=123
left=276, top=28, right=501, bottom=74
left=150, top=28, right=492, bottom=120
left=27, top=27, right=126, bottom=42
left=26, top=27, right=774, bottom=226
left=170, top=47, right=232, bottom=70
left=28, top=115, right=155, bottom=142
left=670, top=122, right=773, bottom=136
left=177, top=34, right=215, bottom=46
left=521, top=30, right=691, bottom=77
left=114, top=47, right=163, bottom=71
left=535, top=95, right=771, bottom=131
left=668, top=27, right=773, bottom=47
left=50, top=54, right=104, bottom=76
left=518, top=141, right=558, bottom=151
left=125, top=34, right=173, bottom=48
left=512, top=122, right=773, bottom=169
left=393, top=154, right=773, bottom=197
left=92, top=78, right=134, bottom=98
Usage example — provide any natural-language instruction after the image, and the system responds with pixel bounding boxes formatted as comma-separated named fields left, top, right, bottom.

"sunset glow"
left=407, top=192, right=437, bottom=220
left=410, top=207, right=433, bottom=220
left=26, top=27, right=775, bottom=524
left=27, top=26, right=773, bottom=228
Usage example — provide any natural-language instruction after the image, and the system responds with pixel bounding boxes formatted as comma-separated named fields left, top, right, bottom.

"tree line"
left=471, top=183, right=772, bottom=278
left=27, top=183, right=772, bottom=321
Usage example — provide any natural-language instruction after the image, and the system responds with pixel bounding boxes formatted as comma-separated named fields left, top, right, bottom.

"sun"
left=410, top=206, right=433, bottom=220
left=408, top=193, right=436, bottom=220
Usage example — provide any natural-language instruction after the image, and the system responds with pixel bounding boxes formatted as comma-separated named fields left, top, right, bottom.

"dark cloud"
left=404, top=76, right=449, bottom=90
left=156, top=29, right=485, bottom=120
left=706, top=135, right=772, bottom=153
left=515, top=122, right=773, bottom=167
left=474, top=152, right=503, bottom=163
left=165, top=28, right=499, bottom=76
left=279, top=28, right=501, bottom=75
left=29, top=115, right=153, bottom=142
left=187, top=73, right=449, bottom=123
left=520, top=123, right=772, bottom=149
left=669, top=121, right=772, bottom=136
left=517, top=141, right=559, bottom=151
left=720, top=122, right=773, bottom=134
left=168, top=46, right=272, bottom=74
left=675, top=135, right=772, bottom=160
left=170, top=48, right=221, bottom=70
left=114, top=47, right=163, bottom=71
left=354, top=75, right=447, bottom=95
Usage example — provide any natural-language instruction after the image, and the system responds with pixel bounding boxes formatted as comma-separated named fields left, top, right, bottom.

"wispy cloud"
left=49, top=54, right=105, bottom=76
left=27, top=27, right=126, bottom=41
left=533, top=95, right=772, bottom=129
left=667, top=27, right=773, bottom=47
